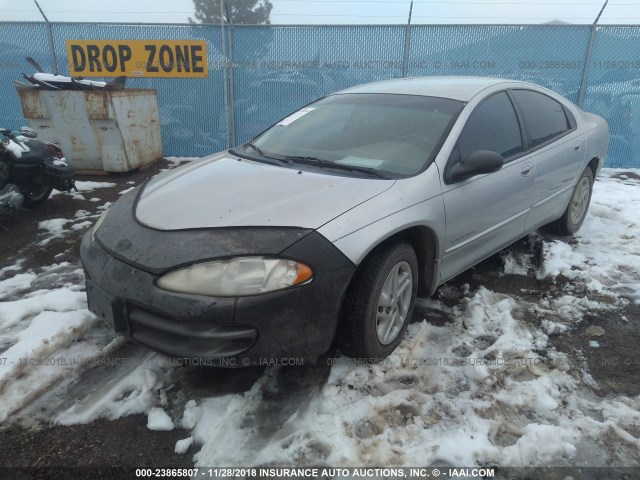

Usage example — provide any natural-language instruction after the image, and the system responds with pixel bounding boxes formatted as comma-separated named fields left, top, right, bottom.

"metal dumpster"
left=16, top=88, right=163, bottom=173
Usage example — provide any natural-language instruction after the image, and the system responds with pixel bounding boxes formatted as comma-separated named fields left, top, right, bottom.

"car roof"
left=334, top=76, right=527, bottom=102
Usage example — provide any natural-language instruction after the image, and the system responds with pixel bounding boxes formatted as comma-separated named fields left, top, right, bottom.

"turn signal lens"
left=294, top=262, right=313, bottom=285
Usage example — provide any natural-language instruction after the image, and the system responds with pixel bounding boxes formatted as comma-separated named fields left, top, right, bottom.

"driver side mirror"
left=19, top=126, right=38, bottom=139
left=447, top=150, right=503, bottom=183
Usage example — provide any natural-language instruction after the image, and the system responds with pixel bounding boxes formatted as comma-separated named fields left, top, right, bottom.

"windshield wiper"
left=281, top=155, right=388, bottom=179
left=230, top=143, right=293, bottom=168
left=245, top=142, right=266, bottom=156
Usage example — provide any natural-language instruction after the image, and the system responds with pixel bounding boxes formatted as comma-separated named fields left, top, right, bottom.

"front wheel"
left=338, top=241, right=418, bottom=359
left=20, top=183, right=53, bottom=208
left=549, top=167, right=594, bottom=235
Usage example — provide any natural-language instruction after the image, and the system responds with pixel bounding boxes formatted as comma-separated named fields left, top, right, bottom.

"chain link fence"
left=0, top=22, right=638, bottom=166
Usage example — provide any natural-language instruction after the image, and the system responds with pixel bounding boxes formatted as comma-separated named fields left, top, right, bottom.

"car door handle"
left=574, top=143, right=582, bottom=151
left=520, top=163, right=533, bottom=177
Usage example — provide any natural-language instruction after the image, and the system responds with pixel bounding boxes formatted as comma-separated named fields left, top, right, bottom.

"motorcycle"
left=0, top=126, right=76, bottom=210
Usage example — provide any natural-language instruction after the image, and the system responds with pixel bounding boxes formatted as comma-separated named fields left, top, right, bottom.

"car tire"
left=338, top=240, right=418, bottom=360
left=550, top=167, right=594, bottom=235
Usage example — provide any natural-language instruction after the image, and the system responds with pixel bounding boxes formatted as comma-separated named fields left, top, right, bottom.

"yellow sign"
left=66, top=40, right=208, bottom=78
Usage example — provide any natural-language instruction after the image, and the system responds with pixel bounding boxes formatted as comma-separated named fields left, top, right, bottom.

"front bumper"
left=80, top=224, right=355, bottom=365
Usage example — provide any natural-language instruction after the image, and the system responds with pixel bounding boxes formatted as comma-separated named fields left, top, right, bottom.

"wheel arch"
left=397, top=226, right=439, bottom=295
left=587, top=156, right=600, bottom=177
left=335, top=226, right=436, bottom=358
left=349, top=225, right=440, bottom=297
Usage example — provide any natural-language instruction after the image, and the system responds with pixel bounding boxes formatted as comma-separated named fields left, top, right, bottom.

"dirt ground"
left=0, top=159, right=638, bottom=470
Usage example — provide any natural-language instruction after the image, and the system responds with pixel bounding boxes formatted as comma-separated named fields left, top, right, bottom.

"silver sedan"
left=82, top=76, right=609, bottom=364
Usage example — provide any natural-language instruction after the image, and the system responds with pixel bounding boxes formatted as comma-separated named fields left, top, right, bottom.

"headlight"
left=157, top=257, right=313, bottom=297
left=91, top=208, right=110, bottom=241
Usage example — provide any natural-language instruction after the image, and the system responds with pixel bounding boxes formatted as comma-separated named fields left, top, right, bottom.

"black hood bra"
left=94, top=186, right=312, bottom=274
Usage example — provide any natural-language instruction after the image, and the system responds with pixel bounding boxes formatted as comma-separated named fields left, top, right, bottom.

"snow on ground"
left=0, top=262, right=116, bottom=423
left=147, top=407, right=175, bottom=431
left=538, top=169, right=640, bottom=302
left=501, top=249, right=533, bottom=276
left=0, top=259, right=25, bottom=278
left=175, top=437, right=194, bottom=454
left=187, top=168, right=640, bottom=467
left=189, top=287, right=638, bottom=467
left=1, top=168, right=639, bottom=467
left=36, top=208, right=104, bottom=245
left=50, top=181, right=116, bottom=198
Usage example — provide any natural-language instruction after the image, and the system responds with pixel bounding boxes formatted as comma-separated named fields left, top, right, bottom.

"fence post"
left=224, top=2, right=236, bottom=147
left=577, top=0, right=608, bottom=108
left=401, top=1, right=413, bottom=78
left=33, top=0, right=58, bottom=75
left=219, top=1, right=230, bottom=148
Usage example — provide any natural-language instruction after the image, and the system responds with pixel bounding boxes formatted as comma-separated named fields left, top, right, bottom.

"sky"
left=0, top=0, right=638, bottom=25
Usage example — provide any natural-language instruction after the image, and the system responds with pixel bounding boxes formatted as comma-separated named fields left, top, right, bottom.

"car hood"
left=136, top=153, right=394, bottom=230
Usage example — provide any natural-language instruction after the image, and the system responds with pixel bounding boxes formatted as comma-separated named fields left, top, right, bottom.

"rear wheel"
left=549, top=167, right=594, bottom=235
left=338, top=241, right=418, bottom=359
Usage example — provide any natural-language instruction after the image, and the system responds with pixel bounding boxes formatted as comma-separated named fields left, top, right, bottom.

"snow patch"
left=175, top=437, right=193, bottom=454
left=0, top=309, right=96, bottom=422
left=502, top=250, right=532, bottom=275
left=538, top=171, right=640, bottom=302
left=57, top=361, right=163, bottom=425
left=0, top=287, right=87, bottom=330
left=0, top=259, right=24, bottom=279
left=0, top=273, right=37, bottom=300
left=190, top=287, right=586, bottom=467
left=540, top=319, right=568, bottom=336
left=4, top=139, right=29, bottom=158
left=50, top=181, right=115, bottom=197
left=38, top=218, right=70, bottom=236
left=71, top=221, right=93, bottom=231
left=181, top=400, right=202, bottom=429
left=147, top=407, right=174, bottom=431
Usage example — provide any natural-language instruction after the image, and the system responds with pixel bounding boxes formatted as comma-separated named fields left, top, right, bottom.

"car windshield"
left=247, top=93, right=464, bottom=178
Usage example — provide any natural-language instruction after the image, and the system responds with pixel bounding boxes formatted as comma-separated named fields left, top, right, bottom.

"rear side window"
left=456, top=91, right=524, bottom=162
left=511, top=89, right=572, bottom=147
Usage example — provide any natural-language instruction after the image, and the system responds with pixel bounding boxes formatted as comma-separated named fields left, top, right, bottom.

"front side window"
left=247, top=93, right=464, bottom=178
left=511, top=89, right=572, bottom=147
left=456, top=91, right=524, bottom=162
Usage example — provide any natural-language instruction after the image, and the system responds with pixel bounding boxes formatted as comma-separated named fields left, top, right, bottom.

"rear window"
left=512, top=89, right=572, bottom=147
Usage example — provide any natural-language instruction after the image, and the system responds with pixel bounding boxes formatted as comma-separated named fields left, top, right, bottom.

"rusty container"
left=16, top=88, right=163, bottom=173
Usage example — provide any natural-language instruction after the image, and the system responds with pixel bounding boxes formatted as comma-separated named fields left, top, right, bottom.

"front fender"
left=328, top=197, right=445, bottom=269
left=317, top=164, right=445, bottom=265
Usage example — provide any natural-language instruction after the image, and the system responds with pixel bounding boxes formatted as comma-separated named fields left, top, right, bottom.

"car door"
left=509, top=89, right=586, bottom=230
left=439, top=91, right=535, bottom=283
